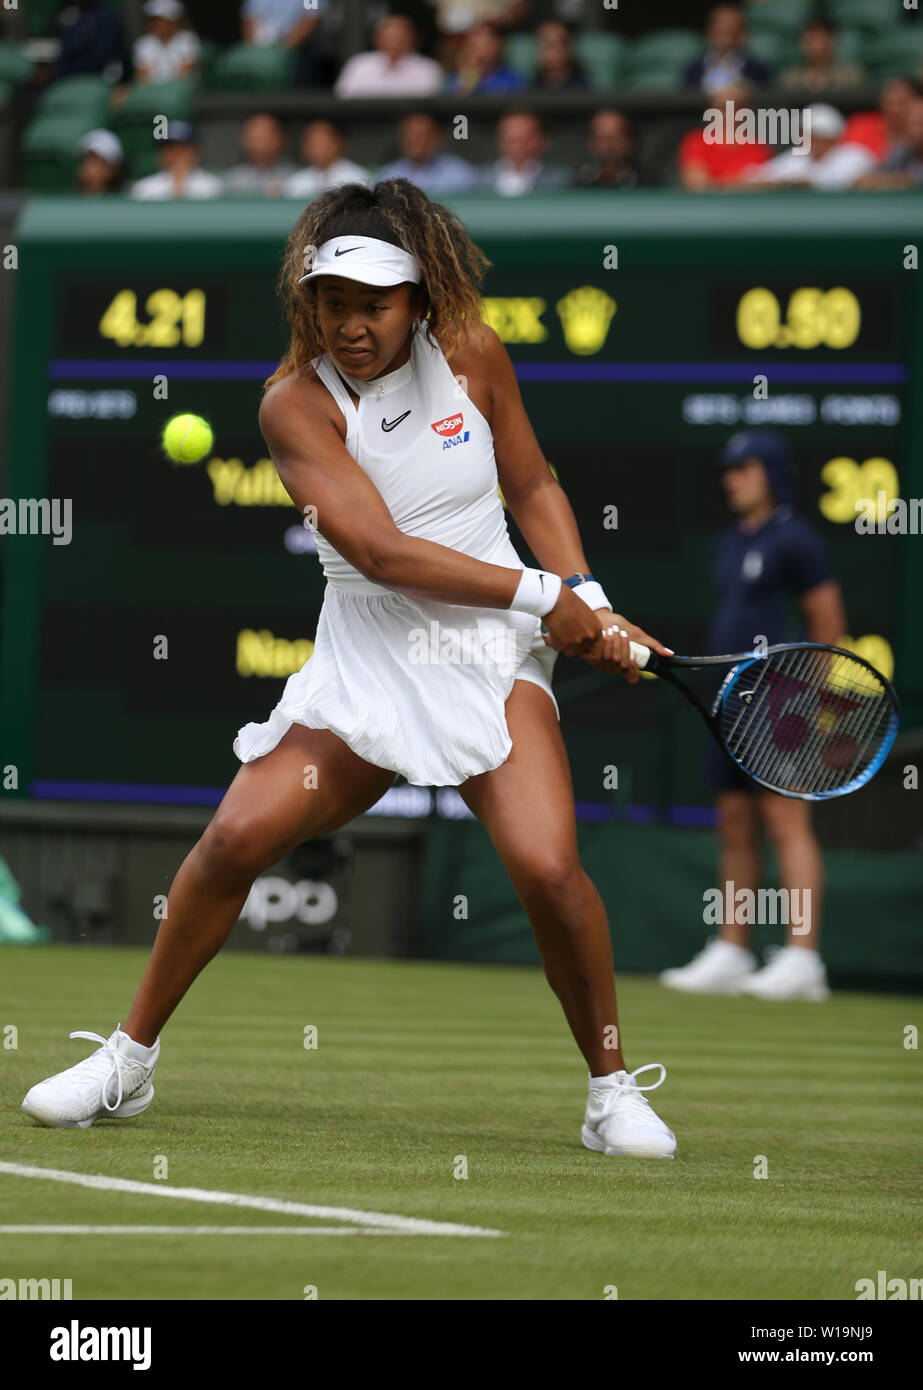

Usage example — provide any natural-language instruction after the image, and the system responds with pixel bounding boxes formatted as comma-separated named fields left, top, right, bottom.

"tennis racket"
left=625, top=640, right=899, bottom=800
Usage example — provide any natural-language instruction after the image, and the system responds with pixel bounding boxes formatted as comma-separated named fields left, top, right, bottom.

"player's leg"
left=660, top=789, right=761, bottom=993
left=123, top=726, right=396, bottom=1045
left=741, top=793, right=829, bottom=1001
left=457, top=678, right=676, bottom=1158
left=458, top=679, right=621, bottom=1075
left=22, top=727, right=395, bottom=1126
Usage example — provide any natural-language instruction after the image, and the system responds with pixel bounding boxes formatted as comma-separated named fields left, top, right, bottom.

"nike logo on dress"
left=381, top=411, right=411, bottom=432
left=334, top=246, right=362, bottom=256
left=539, top=574, right=545, bottom=591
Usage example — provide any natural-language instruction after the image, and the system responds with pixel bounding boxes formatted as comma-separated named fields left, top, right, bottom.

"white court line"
left=0, top=1162, right=502, bottom=1238
left=0, top=1226, right=403, bottom=1237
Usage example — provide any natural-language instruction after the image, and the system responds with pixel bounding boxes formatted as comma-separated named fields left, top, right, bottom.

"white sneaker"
left=660, top=937, right=756, bottom=994
left=582, top=1063, right=677, bottom=1159
left=22, top=1026, right=159, bottom=1129
left=742, top=946, right=830, bottom=1001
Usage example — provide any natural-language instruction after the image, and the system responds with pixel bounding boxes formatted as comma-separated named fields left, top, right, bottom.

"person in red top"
left=844, top=76, right=920, bottom=162
left=677, top=82, right=770, bottom=190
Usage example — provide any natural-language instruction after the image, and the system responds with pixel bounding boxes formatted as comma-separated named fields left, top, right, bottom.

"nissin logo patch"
left=431, top=414, right=464, bottom=437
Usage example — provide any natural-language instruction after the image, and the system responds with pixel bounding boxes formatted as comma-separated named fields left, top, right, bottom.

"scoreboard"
left=2, top=193, right=921, bottom=811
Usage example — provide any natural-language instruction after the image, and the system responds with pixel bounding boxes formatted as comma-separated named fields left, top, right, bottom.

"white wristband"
left=510, top=567, right=562, bottom=618
left=572, top=580, right=612, bottom=612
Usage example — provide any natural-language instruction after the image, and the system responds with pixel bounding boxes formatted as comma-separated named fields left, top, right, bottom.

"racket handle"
left=629, top=640, right=652, bottom=670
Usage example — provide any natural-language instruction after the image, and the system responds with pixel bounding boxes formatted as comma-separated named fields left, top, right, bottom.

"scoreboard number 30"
left=99, top=287, right=206, bottom=348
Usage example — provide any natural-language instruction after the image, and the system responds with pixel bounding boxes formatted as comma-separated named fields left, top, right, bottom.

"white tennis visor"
left=297, top=235, right=423, bottom=288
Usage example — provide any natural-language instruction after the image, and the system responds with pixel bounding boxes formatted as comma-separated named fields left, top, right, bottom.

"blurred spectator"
left=379, top=110, right=477, bottom=192
left=134, top=1, right=201, bottom=84
left=855, top=96, right=923, bottom=188
left=780, top=17, right=864, bottom=93
left=575, top=109, right=647, bottom=189
left=743, top=104, right=875, bottom=188
left=130, top=121, right=222, bottom=199
left=335, top=14, right=443, bottom=97
left=448, top=21, right=526, bottom=95
left=683, top=4, right=769, bottom=93
left=75, top=128, right=124, bottom=194
left=844, top=76, right=920, bottom=162
left=241, top=0, right=325, bottom=87
left=677, top=83, right=770, bottom=190
left=57, top=0, right=128, bottom=82
left=224, top=113, right=296, bottom=196
left=482, top=109, right=569, bottom=195
left=284, top=120, right=369, bottom=197
left=534, top=20, right=587, bottom=91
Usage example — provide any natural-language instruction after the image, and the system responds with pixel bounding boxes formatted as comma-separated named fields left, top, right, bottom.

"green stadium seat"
left=22, top=111, right=91, bottom=191
left=834, top=30, right=864, bottom=67
left=114, top=76, right=195, bottom=121
left=744, top=1, right=811, bottom=38
left=827, top=0, right=903, bottom=35
left=626, top=30, right=704, bottom=88
left=38, top=75, right=111, bottom=125
left=504, top=33, right=537, bottom=82
left=113, top=79, right=196, bottom=182
left=865, top=28, right=923, bottom=82
left=747, top=29, right=796, bottom=71
left=574, top=32, right=627, bottom=88
left=0, top=43, right=34, bottom=84
left=210, top=42, right=296, bottom=91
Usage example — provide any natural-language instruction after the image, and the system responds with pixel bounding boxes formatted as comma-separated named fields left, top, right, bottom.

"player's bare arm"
left=454, top=326, right=672, bottom=680
left=260, top=360, right=605, bottom=659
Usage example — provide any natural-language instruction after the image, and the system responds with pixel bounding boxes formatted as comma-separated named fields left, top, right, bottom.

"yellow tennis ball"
left=162, top=413, right=213, bottom=463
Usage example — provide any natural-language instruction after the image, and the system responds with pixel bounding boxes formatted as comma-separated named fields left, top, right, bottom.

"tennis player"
left=23, top=180, right=676, bottom=1158
left=661, top=429, right=846, bottom=1000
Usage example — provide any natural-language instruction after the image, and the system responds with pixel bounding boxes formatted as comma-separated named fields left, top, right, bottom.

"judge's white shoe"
left=22, top=1026, right=159, bottom=1129
left=582, top=1064, right=677, bottom=1159
left=660, top=937, right=756, bottom=994
left=742, top=946, right=830, bottom=1001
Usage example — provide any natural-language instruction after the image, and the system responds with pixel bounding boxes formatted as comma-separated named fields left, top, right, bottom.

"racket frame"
left=640, top=642, right=900, bottom=801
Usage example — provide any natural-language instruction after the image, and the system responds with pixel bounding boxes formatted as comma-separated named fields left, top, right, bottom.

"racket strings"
left=743, top=650, right=884, bottom=793
left=720, top=648, right=893, bottom=795
left=735, top=652, right=887, bottom=793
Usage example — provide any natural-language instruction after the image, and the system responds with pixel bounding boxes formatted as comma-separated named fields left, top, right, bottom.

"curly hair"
left=264, top=179, right=491, bottom=391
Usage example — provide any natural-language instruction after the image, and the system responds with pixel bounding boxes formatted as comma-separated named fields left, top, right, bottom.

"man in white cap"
left=743, top=104, right=876, bottom=189
left=75, top=128, right=124, bottom=194
left=134, top=0, right=201, bottom=84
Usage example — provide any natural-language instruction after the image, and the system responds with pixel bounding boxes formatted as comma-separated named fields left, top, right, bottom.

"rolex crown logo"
left=555, top=286, right=617, bottom=356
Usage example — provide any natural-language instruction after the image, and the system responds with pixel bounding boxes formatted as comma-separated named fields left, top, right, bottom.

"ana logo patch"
left=442, top=431, right=471, bottom=451
left=742, top=550, right=763, bottom=581
left=431, top=414, right=464, bottom=437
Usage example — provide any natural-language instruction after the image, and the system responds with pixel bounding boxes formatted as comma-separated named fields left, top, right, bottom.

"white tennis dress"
left=232, top=324, right=559, bottom=787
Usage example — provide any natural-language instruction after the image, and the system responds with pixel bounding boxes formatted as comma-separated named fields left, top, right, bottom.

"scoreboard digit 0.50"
left=2, top=193, right=921, bottom=809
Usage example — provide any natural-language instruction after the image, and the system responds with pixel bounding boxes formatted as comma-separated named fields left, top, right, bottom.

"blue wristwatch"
left=563, top=573, right=595, bottom=588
